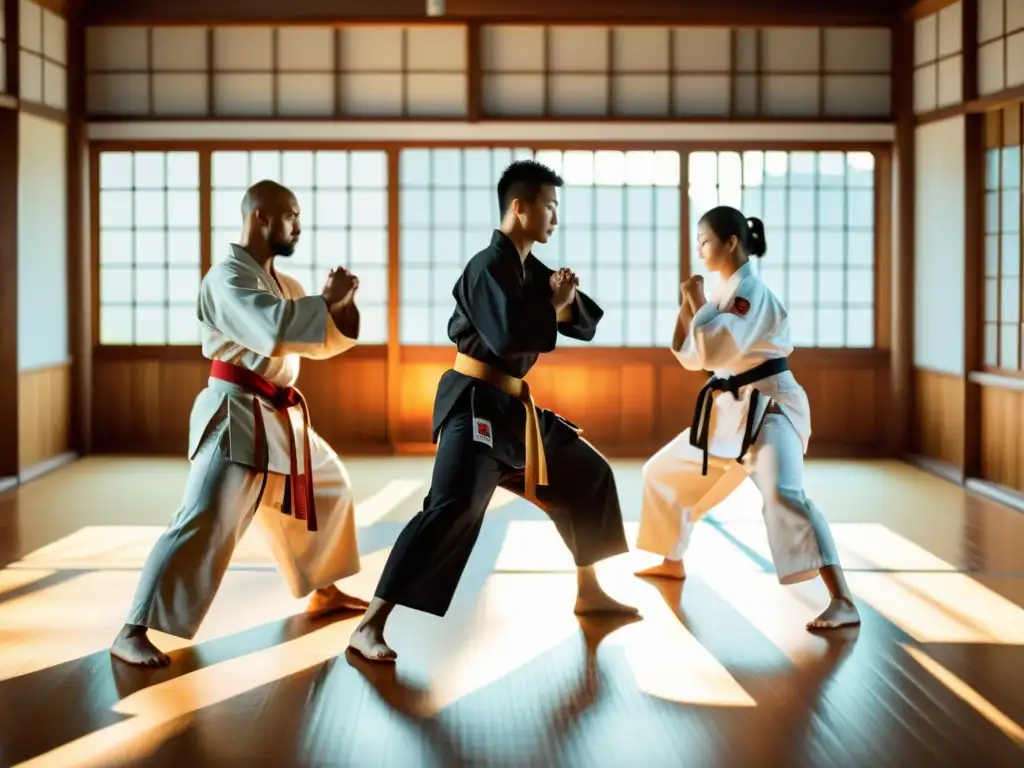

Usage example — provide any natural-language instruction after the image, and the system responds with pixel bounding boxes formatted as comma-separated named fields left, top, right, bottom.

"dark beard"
left=270, top=238, right=296, bottom=257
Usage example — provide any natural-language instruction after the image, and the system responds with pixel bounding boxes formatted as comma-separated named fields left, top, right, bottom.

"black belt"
left=688, top=357, right=790, bottom=476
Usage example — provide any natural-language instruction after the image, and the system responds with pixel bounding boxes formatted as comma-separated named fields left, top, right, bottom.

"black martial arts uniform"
left=373, top=230, right=630, bottom=617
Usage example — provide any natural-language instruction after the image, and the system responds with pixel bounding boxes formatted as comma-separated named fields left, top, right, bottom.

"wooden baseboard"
left=0, top=452, right=78, bottom=496
left=964, top=478, right=1024, bottom=515
left=19, top=451, right=78, bottom=484
left=903, top=456, right=1024, bottom=517
left=904, top=454, right=963, bottom=485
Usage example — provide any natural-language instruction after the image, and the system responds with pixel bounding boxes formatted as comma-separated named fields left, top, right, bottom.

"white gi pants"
left=636, top=412, right=840, bottom=585
left=125, top=421, right=361, bottom=639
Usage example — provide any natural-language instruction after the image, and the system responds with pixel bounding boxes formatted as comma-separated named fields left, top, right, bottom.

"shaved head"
left=242, top=179, right=292, bottom=217
left=240, top=179, right=301, bottom=258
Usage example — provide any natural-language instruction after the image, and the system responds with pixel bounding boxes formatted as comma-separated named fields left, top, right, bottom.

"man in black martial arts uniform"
left=348, top=160, right=638, bottom=663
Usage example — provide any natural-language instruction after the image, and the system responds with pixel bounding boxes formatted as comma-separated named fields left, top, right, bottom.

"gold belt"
left=453, top=352, right=548, bottom=502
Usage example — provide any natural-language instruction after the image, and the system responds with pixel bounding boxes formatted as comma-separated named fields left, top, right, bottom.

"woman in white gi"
left=634, top=205, right=860, bottom=630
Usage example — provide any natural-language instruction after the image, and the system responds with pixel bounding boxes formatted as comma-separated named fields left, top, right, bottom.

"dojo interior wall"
left=972, top=1, right=1024, bottom=502
left=18, top=110, right=71, bottom=473
left=908, top=0, right=1024, bottom=513
left=912, top=115, right=966, bottom=470
left=81, top=19, right=898, bottom=459
left=1, top=0, right=76, bottom=484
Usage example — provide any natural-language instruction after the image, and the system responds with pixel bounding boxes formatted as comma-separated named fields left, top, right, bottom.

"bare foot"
left=634, top=558, right=686, bottom=580
left=807, top=598, right=861, bottom=631
left=574, top=588, right=640, bottom=617
left=110, top=624, right=171, bottom=667
left=348, top=623, right=397, bottom=663
left=306, top=585, right=370, bottom=618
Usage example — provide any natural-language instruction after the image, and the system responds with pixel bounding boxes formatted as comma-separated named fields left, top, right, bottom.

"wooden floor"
left=0, top=456, right=1023, bottom=767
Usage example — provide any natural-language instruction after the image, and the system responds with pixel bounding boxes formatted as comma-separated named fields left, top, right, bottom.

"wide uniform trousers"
left=636, top=412, right=842, bottom=585
left=373, top=389, right=630, bottom=617
left=125, top=421, right=361, bottom=639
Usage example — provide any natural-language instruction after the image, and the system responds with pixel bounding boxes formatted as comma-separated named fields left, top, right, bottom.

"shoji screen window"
left=688, top=150, right=876, bottom=348
left=209, top=149, right=390, bottom=344
left=531, top=149, right=682, bottom=347
left=398, top=147, right=532, bottom=345
left=97, top=150, right=202, bottom=345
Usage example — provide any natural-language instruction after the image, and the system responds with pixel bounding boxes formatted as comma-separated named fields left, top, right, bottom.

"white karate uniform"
left=636, top=261, right=841, bottom=585
left=126, top=244, right=362, bottom=639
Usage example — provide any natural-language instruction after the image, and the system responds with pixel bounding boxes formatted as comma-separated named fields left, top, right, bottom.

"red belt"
left=210, top=360, right=318, bottom=532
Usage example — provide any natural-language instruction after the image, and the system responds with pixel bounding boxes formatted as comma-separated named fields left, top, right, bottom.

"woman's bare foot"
left=807, top=597, right=861, bottom=631
left=306, top=585, right=370, bottom=617
left=109, top=624, right=171, bottom=667
left=347, top=623, right=397, bottom=663
left=634, top=558, right=686, bottom=580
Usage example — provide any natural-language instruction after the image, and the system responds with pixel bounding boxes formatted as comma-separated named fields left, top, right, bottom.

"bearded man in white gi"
left=111, top=180, right=369, bottom=667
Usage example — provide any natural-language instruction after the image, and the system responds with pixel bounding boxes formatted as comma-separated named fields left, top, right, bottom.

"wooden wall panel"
left=91, top=350, right=388, bottom=455
left=393, top=348, right=889, bottom=457
left=978, top=382, right=1024, bottom=492
left=912, top=366, right=965, bottom=468
left=18, top=363, right=71, bottom=472
left=92, top=349, right=892, bottom=459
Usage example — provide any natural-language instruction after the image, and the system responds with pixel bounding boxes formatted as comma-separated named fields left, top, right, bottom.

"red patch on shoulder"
left=731, top=297, right=751, bottom=316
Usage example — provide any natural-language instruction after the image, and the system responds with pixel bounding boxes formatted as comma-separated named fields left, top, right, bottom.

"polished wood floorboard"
left=0, top=456, right=1022, bottom=767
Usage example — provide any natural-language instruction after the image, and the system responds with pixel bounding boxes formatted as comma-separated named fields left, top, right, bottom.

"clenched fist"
left=550, top=267, right=578, bottom=312
left=321, top=267, right=359, bottom=307
left=680, top=274, right=705, bottom=313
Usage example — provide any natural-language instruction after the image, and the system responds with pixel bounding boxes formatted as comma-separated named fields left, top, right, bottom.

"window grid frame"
left=982, top=104, right=1024, bottom=374
left=17, top=0, right=68, bottom=110
left=90, top=141, right=887, bottom=354
left=86, top=25, right=470, bottom=120
left=535, top=150, right=684, bottom=349
left=397, top=146, right=685, bottom=348
left=396, top=147, right=519, bottom=346
left=96, top=149, right=203, bottom=346
left=687, top=149, right=876, bottom=348
left=206, top=147, right=391, bottom=345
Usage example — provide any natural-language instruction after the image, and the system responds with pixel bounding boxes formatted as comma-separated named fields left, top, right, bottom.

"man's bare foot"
left=634, top=558, right=686, bottom=580
left=306, top=585, right=370, bottom=617
left=110, top=624, right=171, bottom=667
left=574, top=587, right=640, bottom=617
left=347, top=623, right=397, bottom=663
left=807, top=597, right=861, bottom=631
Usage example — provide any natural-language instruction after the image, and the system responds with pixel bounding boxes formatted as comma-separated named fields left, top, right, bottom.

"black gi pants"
left=373, top=384, right=629, bottom=617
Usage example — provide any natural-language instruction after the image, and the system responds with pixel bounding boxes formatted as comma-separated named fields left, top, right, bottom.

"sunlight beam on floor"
left=613, top=578, right=759, bottom=707
left=426, top=574, right=584, bottom=712
left=0, top=568, right=56, bottom=597
left=848, top=572, right=1024, bottom=644
left=901, top=643, right=1024, bottom=746
left=12, top=620, right=362, bottom=768
left=354, top=479, right=426, bottom=527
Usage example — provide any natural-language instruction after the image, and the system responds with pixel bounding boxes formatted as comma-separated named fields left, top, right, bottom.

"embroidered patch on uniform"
left=731, top=297, right=751, bottom=316
left=473, top=418, right=494, bottom=447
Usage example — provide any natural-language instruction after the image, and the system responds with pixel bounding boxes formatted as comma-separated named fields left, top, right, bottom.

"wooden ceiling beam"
left=84, top=0, right=898, bottom=27
left=904, top=0, right=961, bottom=21
left=446, top=0, right=898, bottom=26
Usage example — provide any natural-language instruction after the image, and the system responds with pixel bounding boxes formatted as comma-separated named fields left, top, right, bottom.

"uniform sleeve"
left=458, top=254, right=559, bottom=356
left=202, top=263, right=357, bottom=359
left=554, top=290, right=603, bottom=341
left=529, top=257, right=604, bottom=341
left=672, top=282, right=775, bottom=371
